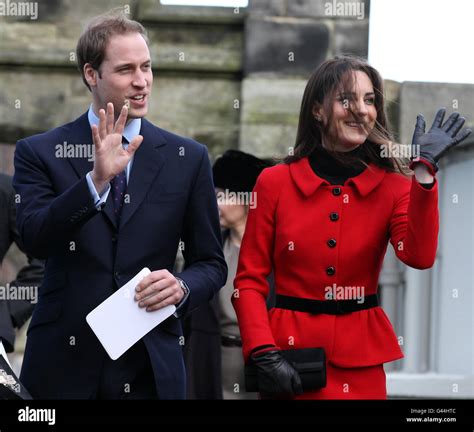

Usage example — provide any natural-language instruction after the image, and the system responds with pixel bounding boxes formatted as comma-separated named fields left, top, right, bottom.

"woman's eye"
left=365, top=98, right=375, bottom=105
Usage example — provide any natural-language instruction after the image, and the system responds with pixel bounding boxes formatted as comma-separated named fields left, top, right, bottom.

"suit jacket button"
left=112, top=236, right=117, bottom=243
left=326, top=266, right=336, bottom=276
left=327, top=239, right=337, bottom=248
left=332, top=187, right=342, bottom=196
left=329, top=212, right=339, bottom=221
left=115, top=271, right=121, bottom=279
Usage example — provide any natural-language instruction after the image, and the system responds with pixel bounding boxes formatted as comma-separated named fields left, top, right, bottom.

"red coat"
left=232, top=157, right=438, bottom=369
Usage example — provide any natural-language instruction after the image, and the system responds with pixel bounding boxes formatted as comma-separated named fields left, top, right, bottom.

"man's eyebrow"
left=114, top=60, right=151, bottom=70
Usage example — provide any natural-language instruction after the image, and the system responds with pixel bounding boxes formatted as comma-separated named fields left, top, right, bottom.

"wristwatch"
left=176, top=277, right=189, bottom=297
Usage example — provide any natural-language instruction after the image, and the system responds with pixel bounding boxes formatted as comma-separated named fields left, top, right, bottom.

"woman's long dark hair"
left=284, top=56, right=407, bottom=174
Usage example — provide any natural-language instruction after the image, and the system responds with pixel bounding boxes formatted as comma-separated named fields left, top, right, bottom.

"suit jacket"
left=13, top=112, right=227, bottom=399
left=183, top=295, right=222, bottom=399
left=0, top=173, right=44, bottom=352
left=233, top=158, right=438, bottom=368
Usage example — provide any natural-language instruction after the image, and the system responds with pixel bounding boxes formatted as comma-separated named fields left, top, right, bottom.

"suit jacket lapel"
left=119, top=119, right=166, bottom=229
left=66, top=112, right=94, bottom=179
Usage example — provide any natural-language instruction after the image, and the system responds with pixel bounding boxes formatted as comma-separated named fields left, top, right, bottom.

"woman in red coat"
left=232, top=56, right=471, bottom=400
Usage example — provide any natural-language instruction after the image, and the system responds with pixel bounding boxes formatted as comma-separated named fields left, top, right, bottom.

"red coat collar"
left=289, top=157, right=386, bottom=198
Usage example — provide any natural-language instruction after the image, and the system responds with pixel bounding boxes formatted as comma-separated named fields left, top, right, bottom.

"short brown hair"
left=76, top=10, right=149, bottom=91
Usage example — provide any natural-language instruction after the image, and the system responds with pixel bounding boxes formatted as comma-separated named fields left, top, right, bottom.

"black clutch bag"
left=245, top=347, right=326, bottom=393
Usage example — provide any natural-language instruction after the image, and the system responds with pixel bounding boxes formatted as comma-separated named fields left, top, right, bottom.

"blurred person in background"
left=0, top=173, right=44, bottom=362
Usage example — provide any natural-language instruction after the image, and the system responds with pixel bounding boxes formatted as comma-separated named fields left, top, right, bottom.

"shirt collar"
left=289, top=157, right=386, bottom=198
left=88, top=105, right=141, bottom=143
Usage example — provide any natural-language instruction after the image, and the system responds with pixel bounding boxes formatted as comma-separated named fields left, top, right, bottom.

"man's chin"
left=128, top=108, right=148, bottom=119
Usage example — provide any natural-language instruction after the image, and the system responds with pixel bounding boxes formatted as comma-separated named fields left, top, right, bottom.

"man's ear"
left=84, top=63, right=98, bottom=88
left=312, top=104, right=323, bottom=122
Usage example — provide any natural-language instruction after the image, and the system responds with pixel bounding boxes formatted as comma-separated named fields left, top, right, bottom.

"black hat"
left=213, top=150, right=273, bottom=193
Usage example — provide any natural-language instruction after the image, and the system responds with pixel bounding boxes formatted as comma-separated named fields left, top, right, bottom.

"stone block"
left=383, top=79, right=401, bottom=138
left=239, top=77, right=306, bottom=157
left=245, top=18, right=329, bottom=75
left=247, top=0, right=286, bottom=17
left=333, top=20, right=369, bottom=58
left=240, top=124, right=298, bottom=158
left=149, top=76, right=241, bottom=155
left=147, top=25, right=243, bottom=72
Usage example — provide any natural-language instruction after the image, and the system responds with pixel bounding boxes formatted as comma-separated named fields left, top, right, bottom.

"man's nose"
left=132, top=70, right=147, bottom=88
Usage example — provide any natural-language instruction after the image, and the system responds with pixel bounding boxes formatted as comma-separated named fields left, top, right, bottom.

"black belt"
left=275, top=294, right=379, bottom=315
left=221, top=334, right=242, bottom=347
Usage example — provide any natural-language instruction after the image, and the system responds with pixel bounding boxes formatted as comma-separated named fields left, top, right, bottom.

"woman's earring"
left=314, top=115, right=321, bottom=122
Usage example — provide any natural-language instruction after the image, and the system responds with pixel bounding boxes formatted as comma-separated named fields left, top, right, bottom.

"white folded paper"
left=86, top=267, right=176, bottom=360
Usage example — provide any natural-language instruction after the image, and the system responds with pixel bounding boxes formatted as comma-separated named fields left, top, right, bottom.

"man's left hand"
left=135, top=270, right=184, bottom=312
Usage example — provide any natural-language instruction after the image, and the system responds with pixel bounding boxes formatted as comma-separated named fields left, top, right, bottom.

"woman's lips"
left=346, top=121, right=364, bottom=128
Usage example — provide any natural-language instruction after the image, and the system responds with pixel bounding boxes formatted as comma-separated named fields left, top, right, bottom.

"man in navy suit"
left=13, top=11, right=227, bottom=399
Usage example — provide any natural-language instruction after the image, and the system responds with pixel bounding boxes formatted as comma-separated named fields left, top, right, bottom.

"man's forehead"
left=103, top=33, right=150, bottom=63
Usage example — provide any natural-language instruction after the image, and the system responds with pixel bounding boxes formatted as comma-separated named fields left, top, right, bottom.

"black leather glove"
left=251, top=349, right=303, bottom=399
left=411, top=108, right=472, bottom=173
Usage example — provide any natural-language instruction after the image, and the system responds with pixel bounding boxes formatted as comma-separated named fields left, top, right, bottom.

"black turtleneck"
left=308, top=144, right=435, bottom=189
left=308, top=145, right=367, bottom=185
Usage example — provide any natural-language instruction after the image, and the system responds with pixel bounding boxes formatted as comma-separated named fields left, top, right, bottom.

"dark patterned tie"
left=110, top=170, right=127, bottom=220
left=110, top=137, right=128, bottom=221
